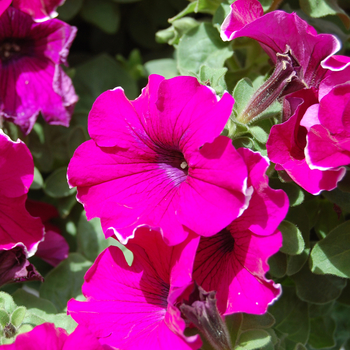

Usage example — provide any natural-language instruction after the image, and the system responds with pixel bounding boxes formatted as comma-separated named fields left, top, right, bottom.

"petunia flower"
left=0, top=130, right=44, bottom=256
left=26, top=200, right=69, bottom=266
left=0, top=7, right=78, bottom=134
left=0, top=323, right=112, bottom=350
left=305, top=82, right=350, bottom=170
left=220, top=0, right=345, bottom=90
left=68, top=74, right=250, bottom=246
left=67, top=229, right=202, bottom=350
left=0, top=0, right=65, bottom=21
left=266, top=89, right=346, bottom=195
left=192, top=148, right=287, bottom=315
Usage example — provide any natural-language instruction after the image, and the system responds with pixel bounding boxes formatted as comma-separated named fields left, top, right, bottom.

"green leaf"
left=80, top=0, right=120, bottom=34
left=199, top=65, right=227, bottom=94
left=212, top=0, right=232, bottom=31
left=291, top=264, right=347, bottom=304
left=309, top=302, right=335, bottom=318
left=67, top=126, right=87, bottom=158
left=76, top=212, right=133, bottom=265
left=0, top=310, right=9, bottom=328
left=226, top=313, right=244, bottom=345
left=241, top=313, right=275, bottom=331
left=43, top=167, right=76, bottom=199
left=249, top=125, right=269, bottom=144
left=322, top=188, right=350, bottom=213
left=299, top=0, right=350, bottom=29
left=57, top=195, right=78, bottom=219
left=10, top=307, right=26, bottom=328
left=144, top=59, right=178, bottom=79
left=40, top=253, right=92, bottom=312
left=269, top=286, right=309, bottom=344
left=236, top=329, right=272, bottom=350
left=73, top=54, right=138, bottom=114
left=30, top=167, right=43, bottom=190
left=12, top=290, right=57, bottom=315
left=310, top=220, right=350, bottom=278
left=308, top=316, right=336, bottom=348
left=0, top=293, right=17, bottom=314
left=57, top=0, right=84, bottom=20
left=279, top=221, right=305, bottom=256
left=177, top=22, right=233, bottom=75
left=286, top=249, right=309, bottom=276
left=268, top=251, right=287, bottom=278
left=337, top=283, right=350, bottom=306
left=314, top=200, right=343, bottom=239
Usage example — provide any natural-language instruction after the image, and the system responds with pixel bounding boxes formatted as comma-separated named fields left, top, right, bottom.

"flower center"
left=158, top=149, right=188, bottom=186
left=0, top=38, right=33, bottom=64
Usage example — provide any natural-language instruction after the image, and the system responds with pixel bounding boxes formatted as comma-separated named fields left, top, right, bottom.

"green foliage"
left=40, top=253, right=92, bottom=312
left=310, top=220, right=350, bottom=278
left=43, top=167, right=76, bottom=199
left=279, top=221, right=305, bottom=256
left=177, top=22, right=233, bottom=75
left=144, top=59, right=179, bottom=79
left=299, top=0, right=350, bottom=29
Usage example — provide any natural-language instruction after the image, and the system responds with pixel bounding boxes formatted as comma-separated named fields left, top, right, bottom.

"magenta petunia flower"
left=305, top=83, right=350, bottom=170
left=193, top=148, right=287, bottom=315
left=1, top=323, right=112, bottom=350
left=221, top=0, right=345, bottom=89
left=0, top=7, right=78, bottom=134
left=68, top=229, right=202, bottom=350
left=26, top=199, right=69, bottom=266
left=68, top=74, right=250, bottom=246
left=0, top=130, right=44, bottom=256
left=266, top=90, right=346, bottom=194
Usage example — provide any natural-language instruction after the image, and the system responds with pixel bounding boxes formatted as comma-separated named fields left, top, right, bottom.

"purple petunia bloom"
left=68, top=74, right=251, bottom=246
left=0, top=7, right=78, bottom=134
left=267, top=89, right=346, bottom=195
left=68, top=229, right=202, bottom=350
left=220, top=0, right=345, bottom=89
left=193, top=148, right=287, bottom=315
left=1, top=323, right=112, bottom=350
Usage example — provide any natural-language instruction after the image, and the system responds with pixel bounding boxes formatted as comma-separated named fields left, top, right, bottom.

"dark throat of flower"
left=0, top=38, right=33, bottom=64
left=180, top=284, right=233, bottom=350
left=238, top=46, right=308, bottom=124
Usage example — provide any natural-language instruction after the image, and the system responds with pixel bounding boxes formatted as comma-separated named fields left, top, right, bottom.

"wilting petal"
left=68, top=75, right=248, bottom=246
left=68, top=230, right=201, bottom=350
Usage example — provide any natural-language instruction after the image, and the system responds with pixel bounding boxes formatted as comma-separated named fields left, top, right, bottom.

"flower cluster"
left=1, top=0, right=350, bottom=348
left=0, top=0, right=77, bottom=134
left=66, top=74, right=289, bottom=349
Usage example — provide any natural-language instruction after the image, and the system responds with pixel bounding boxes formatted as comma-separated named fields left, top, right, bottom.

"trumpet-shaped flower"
left=68, top=229, right=202, bottom=350
left=68, top=74, right=250, bottom=246
left=221, top=0, right=345, bottom=89
left=193, top=148, right=287, bottom=315
left=267, top=89, right=346, bottom=194
left=0, top=7, right=78, bottom=134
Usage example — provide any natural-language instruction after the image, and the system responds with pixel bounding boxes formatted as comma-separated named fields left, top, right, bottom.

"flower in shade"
left=1, top=323, right=112, bottom=350
left=0, top=7, right=78, bottom=134
left=68, top=229, right=202, bottom=350
left=0, top=244, right=43, bottom=287
left=68, top=74, right=250, bottom=246
left=0, top=129, right=44, bottom=256
left=220, top=0, right=346, bottom=90
left=192, top=148, right=288, bottom=315
left=267, top=88, right=346, bottom=195
left=26, top=199, right=69, bottom=266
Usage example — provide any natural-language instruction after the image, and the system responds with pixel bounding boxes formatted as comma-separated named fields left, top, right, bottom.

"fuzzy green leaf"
left=43, top=167, right=76, bottom=199
left=310, top=220, right=350, bottom=278
left=236, top=329, right=272, bottom=350
left=177, top=22, right=232, bottom=75
left=10, top=307, right=26, bottom=328
left=279, top=221, right=305, bottom=256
